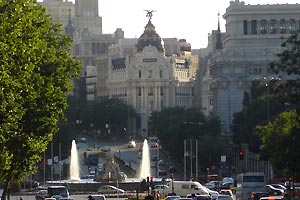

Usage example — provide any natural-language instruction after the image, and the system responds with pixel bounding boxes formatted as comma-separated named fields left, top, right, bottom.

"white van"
left=165, top=181, right=209, bottom=197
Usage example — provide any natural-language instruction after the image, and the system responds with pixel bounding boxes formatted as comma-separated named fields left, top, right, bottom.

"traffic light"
left=239, top=150, right=244, bottom=160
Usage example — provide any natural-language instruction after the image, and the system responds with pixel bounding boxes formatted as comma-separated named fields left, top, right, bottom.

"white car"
left=98, top=185, right=125, bottom=194
left=128, top=140, right=136, bottom=148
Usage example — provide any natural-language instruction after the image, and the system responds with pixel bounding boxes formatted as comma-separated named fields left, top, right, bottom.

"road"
left=76, top=136, right=175, bottom=179
left=9, top=194, right=128, bottom=200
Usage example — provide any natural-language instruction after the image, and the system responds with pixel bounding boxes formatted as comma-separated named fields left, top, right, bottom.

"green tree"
left=270, top=32, right=300, bottom=110
left=255, top=111, right=300, bottom=178
left=0, top=1, right=81, bottom=199
left=151, top=107, right=223, bottom=171
left=254, top=32, right=300, bottom=178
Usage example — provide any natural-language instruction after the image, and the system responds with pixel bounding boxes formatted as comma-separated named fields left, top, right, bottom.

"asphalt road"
left=9, top=195, right=128, bottom=200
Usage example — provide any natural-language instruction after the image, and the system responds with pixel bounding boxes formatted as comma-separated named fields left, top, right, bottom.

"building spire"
left=64, top=9, right=75, bottom=37
left=216, top=12, right=223, bottom=50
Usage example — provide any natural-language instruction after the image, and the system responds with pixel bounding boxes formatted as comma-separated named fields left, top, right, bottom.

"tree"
left=151, top=107, right=223, bottom=170
left=255, top=111, right=300, bottom=178
left=270, top=32, right=300, bottom=111
left=253, top=32, right=300, bottom=178
left=0, top=1, right=81, bottom=199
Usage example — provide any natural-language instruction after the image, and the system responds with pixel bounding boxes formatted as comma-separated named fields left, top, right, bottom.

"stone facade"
left=107, top=19, right=195, bottom=137
left=199, top=0, right=300, bottom=136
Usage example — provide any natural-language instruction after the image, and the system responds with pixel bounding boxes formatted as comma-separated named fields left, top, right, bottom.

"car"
left=251, top=191, right=269, bottom=200
left=270, top=184, right=286, bottom=191
left=80, top=137, right=87, bottom=143
left=158, top=169, right=167, bottom=177
left=47, top=186, right=71, bottom=199
left=219, top=189, right=233, bottom=197
left=35, top=190, right=48, bottom=200
left=166, top=195, right=181, bottom=200
left=153, top=185, right=170, bottom=194
left=98, top=185, right=125, bottom=194
left=217, top=194, right=233, bottom=200
left=265, top=185, right=284, bottom=196
left=186, top=194, right=212, bottom=200
left=128, top=140, right=136, bottom=148
left=88, top=195, right=106, bottom=200
left=101, top=146, right=110, bottom=152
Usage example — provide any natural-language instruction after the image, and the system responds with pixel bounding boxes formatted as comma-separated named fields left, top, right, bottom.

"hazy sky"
left=97, top=0, right=299, bottom=49
left=42, top=0, right=300, bottom=49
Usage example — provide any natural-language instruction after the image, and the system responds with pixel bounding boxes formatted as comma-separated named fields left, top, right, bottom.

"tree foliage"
left=254, top=32, right=300, bottom=177
left=0, top=0, right=81, bottom=198
left=65, top=97, right=136, bottom=138
left=255, top=111, right=300, bottom=178
left=151, top=107, right=223, bottom=172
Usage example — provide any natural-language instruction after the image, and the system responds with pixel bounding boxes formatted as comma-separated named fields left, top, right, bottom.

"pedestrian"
left=19, top=196, right=24, bottom=200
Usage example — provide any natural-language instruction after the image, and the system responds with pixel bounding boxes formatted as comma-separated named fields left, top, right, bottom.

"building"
left=39, top=0, right=75, bottom=27
left=107, top=15, right=196, bottom=137
left=199, top=0, right=300, bottom=136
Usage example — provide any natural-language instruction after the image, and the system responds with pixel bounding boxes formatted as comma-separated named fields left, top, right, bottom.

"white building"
left=107, top=18, right=195, bottom=137
left=199, top=0, right=300, bottom=136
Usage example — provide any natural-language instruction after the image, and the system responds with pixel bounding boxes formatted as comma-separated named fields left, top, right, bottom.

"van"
left=165, top=181, right=209, bottom=197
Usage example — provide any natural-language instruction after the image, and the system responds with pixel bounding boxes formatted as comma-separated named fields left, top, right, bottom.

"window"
left=148, top=70, right=152, bottom=78
left=289, top=19, right=296, bottom=33
left=261, top=20, right=267, bottom=34
left=270, top=19, right=276, bottom=34
left=210, top=99, right=213, bottom=105
left=280, top=19, right=286, bottom=34
left=160, top=86, right=164, bottom=96
left=243, top=20, right=248, bottom=35
left=138, top=87, right=141, bottom=96
left=251, top=20, right=257, bottom=35
left=139, top=70, right=141, bottom=78
left=148, top=87, right=153, bottom=96
left=160, top=69, right=163, bottom=78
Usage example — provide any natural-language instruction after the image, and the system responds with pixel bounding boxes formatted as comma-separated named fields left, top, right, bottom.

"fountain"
left=139, top=139, right=151, bottom=179
left=70, top=140, right=80, bottom=180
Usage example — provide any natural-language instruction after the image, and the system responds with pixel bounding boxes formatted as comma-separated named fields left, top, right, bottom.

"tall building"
left=107, top=15, right=195, bottom=137
left=39, top=0, right=75, bottom=27
left=199, top=0, right=300, bottom=136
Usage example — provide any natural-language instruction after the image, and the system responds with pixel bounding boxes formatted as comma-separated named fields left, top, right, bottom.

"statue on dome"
left=144, top=9, right=156, bottom=20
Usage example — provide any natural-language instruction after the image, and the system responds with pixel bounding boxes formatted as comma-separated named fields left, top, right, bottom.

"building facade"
left=199, top=0, right=300, bottom=136
left=107, top=18, right=195, bottom=137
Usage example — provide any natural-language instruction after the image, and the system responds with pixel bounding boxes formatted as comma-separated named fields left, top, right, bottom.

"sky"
left=43, top=0, right=300, bottom=49
left=97, top=0, right=300, bottom=49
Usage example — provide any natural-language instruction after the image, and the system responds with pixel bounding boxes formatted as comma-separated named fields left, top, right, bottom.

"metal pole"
left=59, top=142, right=61, bottom=182
left=196, top=139, right=198, bottom=181
left=190, top=139, right=193, bottom=180
left=184, top=139, right=186, bottom=181
left=51, top=142, right=53, bottom=181
left=43, top=151, right=46, bottom=186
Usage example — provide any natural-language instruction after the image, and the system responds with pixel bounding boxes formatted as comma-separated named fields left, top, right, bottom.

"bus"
left=236, top=172, right=266, bottom=200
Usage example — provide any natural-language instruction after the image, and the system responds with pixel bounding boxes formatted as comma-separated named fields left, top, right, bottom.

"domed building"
left=107, top=13, right=195, bottom=138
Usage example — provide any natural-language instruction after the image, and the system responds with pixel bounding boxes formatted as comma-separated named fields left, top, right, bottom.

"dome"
left=136, top=20, right=165, bottom=53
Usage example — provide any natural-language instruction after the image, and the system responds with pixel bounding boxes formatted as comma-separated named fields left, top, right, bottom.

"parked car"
left=98, top=185, right=125, bottom=194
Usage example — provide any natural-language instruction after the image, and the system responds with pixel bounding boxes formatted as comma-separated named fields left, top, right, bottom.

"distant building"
left=107, top=17, right=196, bottom=137
left=198, top=0, right=300, bottom=136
